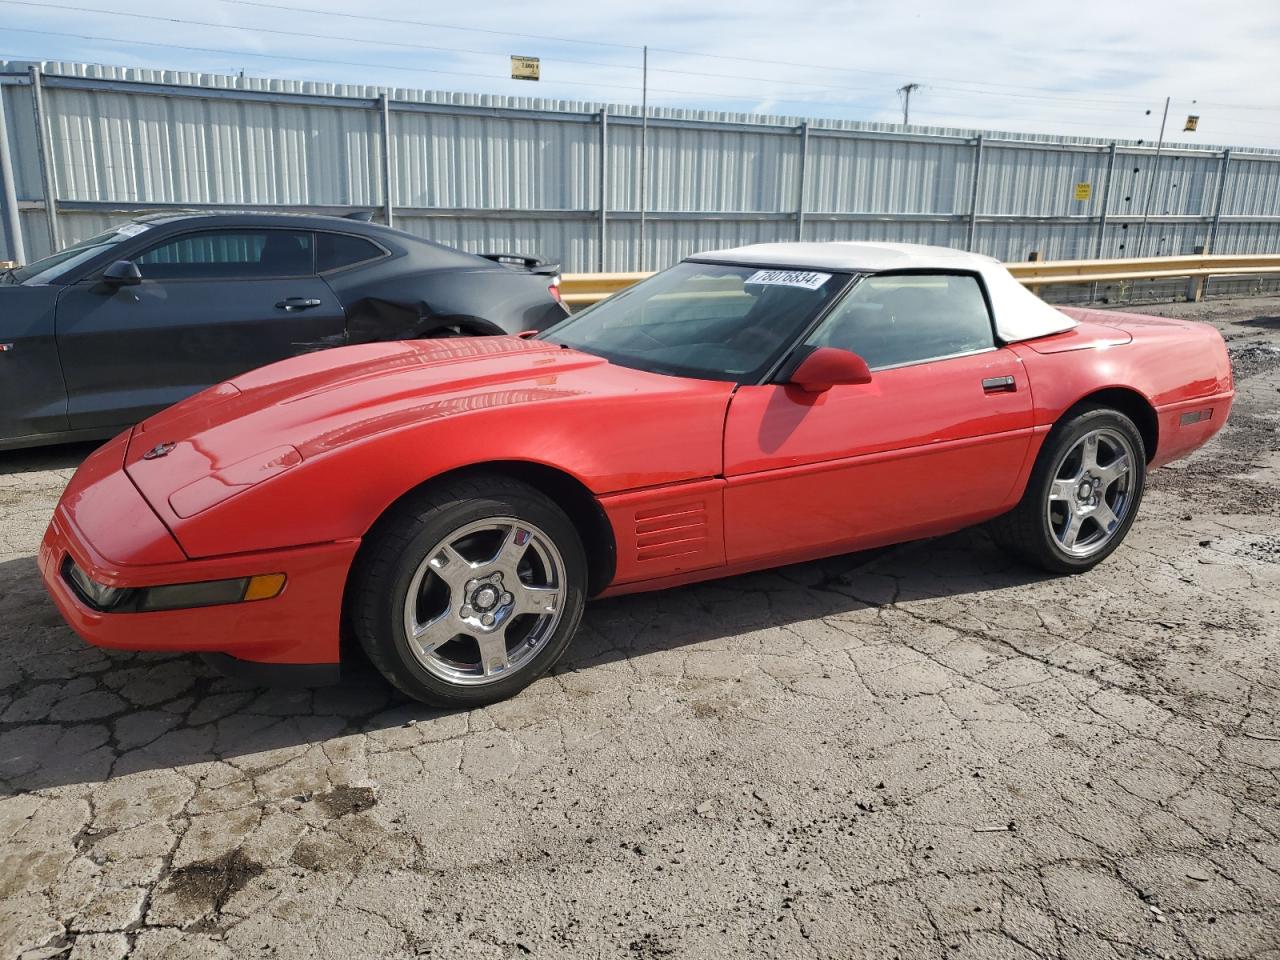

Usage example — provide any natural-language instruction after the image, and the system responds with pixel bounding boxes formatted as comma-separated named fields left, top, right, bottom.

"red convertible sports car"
left=40, top=242, right=1233, bottom=706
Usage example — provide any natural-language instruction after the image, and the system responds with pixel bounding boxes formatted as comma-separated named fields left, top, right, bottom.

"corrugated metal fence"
left=3, top=60, right=1280, bottom=272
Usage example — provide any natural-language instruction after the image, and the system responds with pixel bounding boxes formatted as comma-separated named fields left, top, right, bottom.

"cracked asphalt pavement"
left=2, top=298, right=1279, bottom=960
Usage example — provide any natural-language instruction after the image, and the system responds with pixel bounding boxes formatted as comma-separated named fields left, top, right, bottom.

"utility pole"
left=897, top=82, right=920, bottom=126
left=1135, top=95, right=1170, bottom=257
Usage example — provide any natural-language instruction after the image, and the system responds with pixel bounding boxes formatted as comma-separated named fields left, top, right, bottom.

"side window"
left=133, top=230, right=313, bottom=280
left=316, top=233, right=385, bottom=272
left=807, top=273, right=995, bottom=369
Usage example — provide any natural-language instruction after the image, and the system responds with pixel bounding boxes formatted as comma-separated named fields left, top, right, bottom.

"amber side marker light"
left=244, top=573, right=288, bottom=602
left=63, top=559, right=286, bottom=613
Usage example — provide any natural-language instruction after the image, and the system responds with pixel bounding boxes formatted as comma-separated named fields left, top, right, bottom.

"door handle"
left=982, top=375, right=1017, bottom=393
left=275, top=297, right=322, bottom=311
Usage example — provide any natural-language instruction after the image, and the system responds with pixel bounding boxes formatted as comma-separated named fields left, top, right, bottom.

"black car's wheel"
left=990, top=405, right=1146, bottom=574
left=350, top=474, right=587, bottom=707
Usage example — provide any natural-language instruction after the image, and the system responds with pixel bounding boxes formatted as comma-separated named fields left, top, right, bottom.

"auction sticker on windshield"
left=745, top=269, right=831, bottom=290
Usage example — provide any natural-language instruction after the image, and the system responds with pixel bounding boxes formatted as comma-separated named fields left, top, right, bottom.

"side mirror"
left=102, top=260, right=142, bottom=287
left=787, top=347, right=873, bottom=392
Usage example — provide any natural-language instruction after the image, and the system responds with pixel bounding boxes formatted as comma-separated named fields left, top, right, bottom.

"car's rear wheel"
left=990, top=405, right=1146, bottom=574
left=350, top=474, right=587, bottom=707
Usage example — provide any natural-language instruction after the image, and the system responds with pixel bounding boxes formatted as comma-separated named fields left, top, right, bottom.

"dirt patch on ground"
left=165, top=849, right=265, bottom=914
left=1228, top=340, right=1280, bottom=381
left=1232, top=534, right=1280, bottom=565
left=313, top=785, right=376, bottom=818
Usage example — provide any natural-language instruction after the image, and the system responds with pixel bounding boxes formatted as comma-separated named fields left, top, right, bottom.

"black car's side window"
left=133, top=230, right=314, bottom=280
left=806, top=273, right=995, bottom=370
left=316, top=233, right=386, bottom=273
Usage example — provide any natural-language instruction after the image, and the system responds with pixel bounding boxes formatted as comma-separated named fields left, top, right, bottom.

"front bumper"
left=39, top=440, right=359, bottom=666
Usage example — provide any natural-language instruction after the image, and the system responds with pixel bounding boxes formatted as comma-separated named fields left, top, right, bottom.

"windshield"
left=3, top=222, right=150, bottom=286
left=540, top=261, right=850, bottom=382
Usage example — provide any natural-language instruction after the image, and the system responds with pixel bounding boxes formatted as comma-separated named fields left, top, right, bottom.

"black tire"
left=989, top=404, right=1146, bottom=574
left=349, top=473, right=587, bottom=707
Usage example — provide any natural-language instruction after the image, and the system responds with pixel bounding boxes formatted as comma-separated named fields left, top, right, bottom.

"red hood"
left=130, top=336, right=597, bottom=463
left=123, top=336, right=735, bottom=554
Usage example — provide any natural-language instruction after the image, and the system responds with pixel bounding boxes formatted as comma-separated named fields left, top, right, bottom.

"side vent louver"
left=634, top=500, right=708, bottom=562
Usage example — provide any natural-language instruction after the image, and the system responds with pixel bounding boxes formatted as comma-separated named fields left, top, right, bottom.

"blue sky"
left=3, top=0, right=1278, bottom=148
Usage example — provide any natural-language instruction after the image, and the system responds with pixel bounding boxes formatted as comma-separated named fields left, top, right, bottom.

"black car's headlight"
left=63, top=558, right=285, bottom=613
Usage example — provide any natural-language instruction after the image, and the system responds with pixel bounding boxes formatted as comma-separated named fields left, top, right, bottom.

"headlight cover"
left=62, top=558, right=285, bottom=613
left=66, top=561, right=133, bottom=610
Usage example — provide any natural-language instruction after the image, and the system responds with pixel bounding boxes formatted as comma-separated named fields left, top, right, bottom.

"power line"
left=9, top=38, right=1280, bottom=137
left=0, top=1, right=920, bottom=106
left=0, top=1, right=637, bottom=71
left=207, top=0, right=1274, bottom=110
left=4, top=9, right=1278, bottom=136
left=221, top=0, right=641, bottom=49
left=12, top=26, right=1275, bottom=139
left=647, top=47, right=1169, bottom=107
left=9, top=0, right=1280, bottom=118
left=0, top=26, right=895, bottom=109
left=0, top=13, right=1030, bottom=114
left=0, top=0, right=980, bottom=105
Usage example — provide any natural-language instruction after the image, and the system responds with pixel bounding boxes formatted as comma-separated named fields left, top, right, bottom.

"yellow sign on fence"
left=1073, top=182, right=1092, bottom=201
left=511, top=56, right=540, bottom=81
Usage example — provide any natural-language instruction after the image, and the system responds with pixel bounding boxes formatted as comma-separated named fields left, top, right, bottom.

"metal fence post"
left=1207, top=148, right=1231, bottom=255
left=965, top=134, right=983, bottom=251
left=1093, top=143, right=1117, bottom=259
left=795, top=122, right=809, bottom=241
left=638, top=48, right=650, bottom=271
left=598, top=107, right=608, bottom=272
left=0, top=79, right=26, bottom=265
left=29, top=66, right=61, bottom=252
left=379, top=93, right=394, bottom=228
left=1089, top=142, right=1118, bottom=301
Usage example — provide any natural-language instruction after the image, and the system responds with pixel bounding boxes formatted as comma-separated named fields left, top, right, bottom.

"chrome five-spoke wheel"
left=989, top=405, right=1147, bottom=574
left=352, top=474, right=587, bottom=707
left=402, top=517, right=567, bottom=685
left=1045, top=427, right=1137, bottom=558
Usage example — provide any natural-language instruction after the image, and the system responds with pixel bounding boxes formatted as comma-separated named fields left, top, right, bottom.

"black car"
left=0, top=212, right=568, bottom=450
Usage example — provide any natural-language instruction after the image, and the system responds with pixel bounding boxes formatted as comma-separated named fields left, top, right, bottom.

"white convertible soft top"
left=692, top=241, right=1076, bottom=344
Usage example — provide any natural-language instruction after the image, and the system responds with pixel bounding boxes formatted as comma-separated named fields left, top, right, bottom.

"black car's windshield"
left=540, top=261, right=851, bottom=383
left=3, top=222, right=151, bottom=286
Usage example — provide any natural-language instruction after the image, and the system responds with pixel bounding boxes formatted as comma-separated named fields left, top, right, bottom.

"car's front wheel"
left=990, top=405, right=1146, bottom=574
left=350, top=474, right=587, bottom=707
